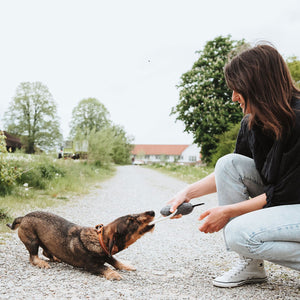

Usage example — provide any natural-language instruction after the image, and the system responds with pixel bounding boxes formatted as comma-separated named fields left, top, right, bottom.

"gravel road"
left=0, top=166, right=299, bottom=299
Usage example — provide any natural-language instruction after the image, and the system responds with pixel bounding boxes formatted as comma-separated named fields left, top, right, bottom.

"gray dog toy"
left=150, top=202, right=205, bottom=225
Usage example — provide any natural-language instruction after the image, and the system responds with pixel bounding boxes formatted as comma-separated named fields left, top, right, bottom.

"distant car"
left=133, top=159, right=145, bottom=165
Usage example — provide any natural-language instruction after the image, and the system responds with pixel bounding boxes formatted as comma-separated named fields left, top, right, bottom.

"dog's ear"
left=108, top=235, right=116, bottom=257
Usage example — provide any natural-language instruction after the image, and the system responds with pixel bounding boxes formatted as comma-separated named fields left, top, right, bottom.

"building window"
left=155, top=155, right=160, bottom=159
left=145, top=155, right=150, bottom=159
left=189, top=156, right=196, bottom=162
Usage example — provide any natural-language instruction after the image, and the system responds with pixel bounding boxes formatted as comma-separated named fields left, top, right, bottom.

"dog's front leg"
left=106, top=256, right=136, bottom=271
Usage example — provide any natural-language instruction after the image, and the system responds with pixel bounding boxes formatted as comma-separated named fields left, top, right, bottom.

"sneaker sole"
left=213, top=277, right=267, bottom=288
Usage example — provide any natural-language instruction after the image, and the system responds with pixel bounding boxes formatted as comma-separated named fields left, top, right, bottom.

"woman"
left=168, top=44, right=300, bottom=288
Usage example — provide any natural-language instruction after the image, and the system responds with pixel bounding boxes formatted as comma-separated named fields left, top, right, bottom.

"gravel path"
left=0, top=166, right=299, bottom=299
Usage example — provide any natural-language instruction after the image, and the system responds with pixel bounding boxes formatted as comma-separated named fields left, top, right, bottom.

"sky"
left=0, top=0, right=299, bottom=145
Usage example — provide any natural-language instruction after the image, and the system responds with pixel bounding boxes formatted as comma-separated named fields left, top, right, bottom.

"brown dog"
left=7, top=210, right=155, bottom=280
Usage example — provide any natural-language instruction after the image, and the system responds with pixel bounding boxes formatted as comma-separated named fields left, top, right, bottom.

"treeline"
left=2, top=83, right=133, bottom=165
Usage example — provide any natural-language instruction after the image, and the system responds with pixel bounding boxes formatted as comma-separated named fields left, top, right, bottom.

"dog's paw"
left=31, top=257, right=51, bottom=269
left=33, top=259, right=51, bottom=269
left=35, top=259, right=50, bottom=269
left=39, top=261, right=51, bottom=269
left=103, top=269, right=122, bottom=280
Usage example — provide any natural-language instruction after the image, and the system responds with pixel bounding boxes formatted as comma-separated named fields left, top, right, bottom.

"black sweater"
left=234, top=97, right=300, bottom=207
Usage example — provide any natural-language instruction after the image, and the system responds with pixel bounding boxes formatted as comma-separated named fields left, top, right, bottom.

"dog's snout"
left=147, top=210, right=155, bottom=217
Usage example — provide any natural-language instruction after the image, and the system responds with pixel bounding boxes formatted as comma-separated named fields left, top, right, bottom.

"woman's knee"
left=215, top=153, right=255, bottom=176
left=215, top=153, right=236, bottom=177
left=224, top=211, right=269, bottom=258
left=215, top=153, right=250, bottom=181
left=224, top=217, right=253, bottom=255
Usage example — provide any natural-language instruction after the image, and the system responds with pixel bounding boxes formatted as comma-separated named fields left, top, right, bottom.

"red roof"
left=132, top=144, right=190, bottom=155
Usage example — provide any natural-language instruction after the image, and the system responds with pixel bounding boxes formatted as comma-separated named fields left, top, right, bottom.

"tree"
left=287, top=56, right=300, bottom=88
left=210, top=123, right=240, bottom=167
left=69, top=98, right=110, bottom=138
left=171, top=36, right=246, bottom=163
left=70, top=98, right=133, bottom=165
left=110, top=125, right=134, bottom=165
left=87, top=125, right=133, bottom=165
left=87, top=127, right=114, bottom=166
left=4, top=82, right=62, bottom=153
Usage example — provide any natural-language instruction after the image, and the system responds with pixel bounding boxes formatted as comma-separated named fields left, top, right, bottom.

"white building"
left=131, top=144, right=201, bottom=164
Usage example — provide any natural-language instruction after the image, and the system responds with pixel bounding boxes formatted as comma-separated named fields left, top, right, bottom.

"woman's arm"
left=199, top=193, right=267, bottom=233
left=168, top=172, right=216, bottom=213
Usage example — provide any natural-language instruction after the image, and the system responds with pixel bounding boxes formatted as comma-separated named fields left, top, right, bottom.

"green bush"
left=15, top=156, right=66, bottom=189
left=39, top=163, right=65, bottom=180
left=210, top=123, right=240, bottom=167
left=18, top=167, right=48, bottom=189
left=0, top=132, right=22, bottom=195
left=0, top=160, right=22, bottom=194
left=0, top=131, right=7, bottom=153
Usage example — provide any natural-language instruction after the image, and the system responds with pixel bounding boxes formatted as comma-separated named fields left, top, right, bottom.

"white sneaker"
left=213, top=256, right=267, bottom=288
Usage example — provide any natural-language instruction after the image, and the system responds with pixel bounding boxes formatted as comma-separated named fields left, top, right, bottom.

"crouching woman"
left=168, top=44, right=300, bottom=287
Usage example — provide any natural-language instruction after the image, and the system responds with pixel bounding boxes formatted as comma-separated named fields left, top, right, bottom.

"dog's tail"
left=6, top=217, right=24, bottom=230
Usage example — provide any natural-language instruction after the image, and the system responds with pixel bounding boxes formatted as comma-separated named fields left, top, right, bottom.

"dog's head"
left=104, top=210, right=155, bottom=256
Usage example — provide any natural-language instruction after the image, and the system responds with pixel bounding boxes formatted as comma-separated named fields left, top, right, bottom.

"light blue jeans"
left=215, top=153, right=300, bottom=271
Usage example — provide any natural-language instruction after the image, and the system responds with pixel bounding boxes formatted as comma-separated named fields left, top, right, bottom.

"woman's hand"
left=198, top=194, right=267, bottom=233
left=166, top=172, right=216, bottom=220
left=167, top=189, right=190, bottom=219
left=198, top=206, right=231, bottom=233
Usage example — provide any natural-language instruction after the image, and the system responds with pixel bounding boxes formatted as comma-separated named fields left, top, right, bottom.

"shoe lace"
left=226, top=257, right=252, bottom=276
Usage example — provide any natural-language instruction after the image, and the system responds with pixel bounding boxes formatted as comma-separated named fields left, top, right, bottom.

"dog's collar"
left=95, top=224, right=110, bottom=256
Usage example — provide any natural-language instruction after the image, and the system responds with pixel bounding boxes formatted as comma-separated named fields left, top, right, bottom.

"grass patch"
left=0, top=154, right=115, bottom=233
left=147, top=163, right=214, bottom=183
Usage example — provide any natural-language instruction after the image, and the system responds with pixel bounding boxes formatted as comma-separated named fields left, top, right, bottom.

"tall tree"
left=69, top=98, right=110, bottom=138
left=70, top=98, right=133, bottom=165
left=4, top=82, right=62, bottom=153
left=171, top=35, right=246, bottom=162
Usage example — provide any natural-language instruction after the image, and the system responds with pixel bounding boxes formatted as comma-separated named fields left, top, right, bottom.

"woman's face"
left=232, top=91, right=247, bottom=113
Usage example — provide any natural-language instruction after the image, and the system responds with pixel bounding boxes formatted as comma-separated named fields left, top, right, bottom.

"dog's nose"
left=147, top=210, right=155, bottom=217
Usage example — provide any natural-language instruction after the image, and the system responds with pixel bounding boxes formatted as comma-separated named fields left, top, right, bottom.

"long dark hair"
left=224, top=44, right=299, bottom=139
